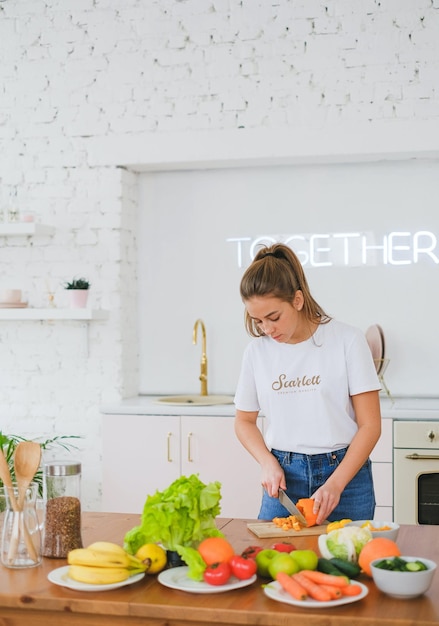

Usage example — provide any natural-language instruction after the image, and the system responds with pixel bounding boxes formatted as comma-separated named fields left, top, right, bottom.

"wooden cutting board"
left=247, top=522, right=328, bottom=538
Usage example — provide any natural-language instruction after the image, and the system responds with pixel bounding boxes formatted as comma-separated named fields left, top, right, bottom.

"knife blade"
left=278, top=489, right=308, bottom=526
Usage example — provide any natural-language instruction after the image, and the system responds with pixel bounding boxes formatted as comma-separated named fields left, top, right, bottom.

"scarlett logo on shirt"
left=272, top=373, right=321, bottom=391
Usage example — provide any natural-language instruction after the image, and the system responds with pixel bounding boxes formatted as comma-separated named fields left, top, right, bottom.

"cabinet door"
left=372, top=462, right=393, bottom=510
left=102, top=414, right=180, bottom=514
left=180, top=415, right=263, bottom=519
left=371, top=418, right=392, bottom=462
left=370, top=417, right=393, bottom=518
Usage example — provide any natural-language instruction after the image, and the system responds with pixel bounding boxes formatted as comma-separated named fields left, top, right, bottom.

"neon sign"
left=227, top=231, right=439, bottom=268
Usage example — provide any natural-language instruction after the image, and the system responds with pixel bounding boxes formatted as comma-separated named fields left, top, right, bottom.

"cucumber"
left=317, top=558, right=347, bottom=577
left=329, top=558, right=361, bottom=578
left=406, top=560, right=427, bottom=572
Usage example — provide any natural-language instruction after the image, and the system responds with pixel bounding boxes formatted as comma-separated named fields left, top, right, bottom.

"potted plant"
left=63, top=277, right=91, bottom=308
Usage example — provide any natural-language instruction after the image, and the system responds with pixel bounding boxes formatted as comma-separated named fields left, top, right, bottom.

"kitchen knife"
left=278, top=489, right=308, bottom=526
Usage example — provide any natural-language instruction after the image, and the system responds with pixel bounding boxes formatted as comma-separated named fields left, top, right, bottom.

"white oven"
left=393, top=420, right=439, bottom=524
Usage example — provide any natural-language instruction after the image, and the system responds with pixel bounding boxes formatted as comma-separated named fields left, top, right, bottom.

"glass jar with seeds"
left=42, top=461, right=83, bottom=558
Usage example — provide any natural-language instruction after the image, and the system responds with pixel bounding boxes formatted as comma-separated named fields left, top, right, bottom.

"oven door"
left=394, top=448, right=439, bottom=524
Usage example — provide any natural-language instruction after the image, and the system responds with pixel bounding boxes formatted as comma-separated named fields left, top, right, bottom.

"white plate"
left=158, top=565, right=257, bottom=594
left=365, top=324, right=385, bottom=374
left=377, top=324, right=386, bottom=361
left=48, top=565, right=145, bottom=592
left=264, top=579, right=369, bottom=608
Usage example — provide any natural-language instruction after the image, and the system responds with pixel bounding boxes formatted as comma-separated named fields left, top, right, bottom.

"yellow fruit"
left=68, top=547, right=145, bottom=570
left=68, top=564, right=132, bottom=585
left=87, top=541, right=128, bottom=556
left=135, top=543, right=167, bottom=574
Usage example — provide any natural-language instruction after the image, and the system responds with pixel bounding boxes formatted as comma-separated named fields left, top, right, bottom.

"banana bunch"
left=67, top=541, right=147, bottom=585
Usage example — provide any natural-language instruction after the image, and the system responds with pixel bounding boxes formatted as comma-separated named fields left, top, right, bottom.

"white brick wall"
left=0, top=0, right=438, bottom=510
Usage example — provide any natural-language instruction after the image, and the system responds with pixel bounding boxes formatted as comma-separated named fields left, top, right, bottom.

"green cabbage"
left=323, top=526, right=372, bottom=562
left=349, top=526, right=373, bottom=556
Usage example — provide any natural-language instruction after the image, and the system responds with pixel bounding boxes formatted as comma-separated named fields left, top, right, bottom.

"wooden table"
left=0, top=512, right=438, bottom=626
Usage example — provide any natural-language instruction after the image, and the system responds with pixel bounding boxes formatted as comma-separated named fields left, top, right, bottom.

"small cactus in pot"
left=63, top=277, right=91, bottom=308
left=63, top=277, right=90, bottom=290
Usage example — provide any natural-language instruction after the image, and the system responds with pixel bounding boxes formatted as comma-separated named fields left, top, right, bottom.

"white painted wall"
left=0, top=0, right=438, bottom=509
left=138, top=159, right=439, bottom=398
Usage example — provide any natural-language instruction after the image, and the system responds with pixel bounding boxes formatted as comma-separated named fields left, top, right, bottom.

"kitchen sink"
left=156, top=394, right=234, bottom=406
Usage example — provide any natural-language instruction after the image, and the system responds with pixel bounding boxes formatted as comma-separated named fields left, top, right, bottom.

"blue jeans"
left=258, top=447, right=376, bottom=521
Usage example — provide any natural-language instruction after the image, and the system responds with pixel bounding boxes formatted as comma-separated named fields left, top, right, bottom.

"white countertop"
left=101, top=395, right=237, bottom=416
left=380, top=396, right=439, bottom=420
left=101, top=395, right=439, bottom=420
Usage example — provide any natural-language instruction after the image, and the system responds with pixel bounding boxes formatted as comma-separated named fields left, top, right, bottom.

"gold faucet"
left=193, top=319, right=208, bottom=396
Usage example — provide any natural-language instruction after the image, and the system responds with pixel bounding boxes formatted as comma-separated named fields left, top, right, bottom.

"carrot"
left=341, top=583, right=363, bottom=596
left=318, top=584, right=342, bottom=599
left=300, top=569, right=349, bottom=587
left=276, top=571, right=308, bottom=601
left=293, top=572, right=332, bottom=602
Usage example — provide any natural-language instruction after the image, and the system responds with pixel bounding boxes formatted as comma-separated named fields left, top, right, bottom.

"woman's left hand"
left=310, top=485, right=341, bottom=525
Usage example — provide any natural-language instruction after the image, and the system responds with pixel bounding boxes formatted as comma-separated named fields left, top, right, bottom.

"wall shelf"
left=0, top=308, right=109, bottom=321
left=0, top=223, right=55, bottom=236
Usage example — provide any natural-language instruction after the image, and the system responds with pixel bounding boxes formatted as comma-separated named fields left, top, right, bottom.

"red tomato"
left=229, top=555, right=258, bottom=580
left=271, top=542, right=296, bottom=553
left=241, top=545, right=263, bottom=559
left=203, top=562, right=232, bottom=586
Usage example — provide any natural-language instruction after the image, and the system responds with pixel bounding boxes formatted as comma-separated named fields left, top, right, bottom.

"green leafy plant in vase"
left=0, top=432, right=82, bottom=500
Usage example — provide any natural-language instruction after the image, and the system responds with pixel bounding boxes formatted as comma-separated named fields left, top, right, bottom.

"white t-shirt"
left=234, top=319, right=381, bottom=455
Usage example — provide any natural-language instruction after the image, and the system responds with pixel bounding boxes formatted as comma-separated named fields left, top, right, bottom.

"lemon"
left=135, top=543, right=167, bottom=574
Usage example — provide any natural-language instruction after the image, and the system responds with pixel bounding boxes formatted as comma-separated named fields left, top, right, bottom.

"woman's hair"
left=240, top=243, right=331, bottom=337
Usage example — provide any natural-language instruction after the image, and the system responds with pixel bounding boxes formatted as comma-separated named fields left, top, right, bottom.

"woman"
left=234, top=243, right=381, bottom=524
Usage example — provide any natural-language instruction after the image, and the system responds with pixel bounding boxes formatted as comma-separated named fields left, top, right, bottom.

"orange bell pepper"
left=296, top=498, right=319, bottom=527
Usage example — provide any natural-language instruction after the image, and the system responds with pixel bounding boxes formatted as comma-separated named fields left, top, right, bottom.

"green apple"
left=255, top=549, right=279, bottom=578
left=289, top=549, right=318, bottom=571
left=267, top=552, right=300, bottom=580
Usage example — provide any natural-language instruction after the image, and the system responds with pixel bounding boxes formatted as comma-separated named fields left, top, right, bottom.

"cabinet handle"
left=405, top=453, right=439, bottom=460
left=167, top=432, right=172, bottom=462
left=187, top=432, right=194, bottom=462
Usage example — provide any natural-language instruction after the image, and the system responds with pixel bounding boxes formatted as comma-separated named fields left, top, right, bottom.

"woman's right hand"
left=235, top=410, right=286, bottom=497
left=260, top=454, right=286, bottom=497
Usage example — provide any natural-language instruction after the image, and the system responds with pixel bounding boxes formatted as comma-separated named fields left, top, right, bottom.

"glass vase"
left=1, top=483, right=42, bottom=568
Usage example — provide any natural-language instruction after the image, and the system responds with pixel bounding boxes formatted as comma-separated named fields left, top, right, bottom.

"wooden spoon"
left=7, top=442, right=41, bottom=564
left=14, top=441, right=42, bottom=510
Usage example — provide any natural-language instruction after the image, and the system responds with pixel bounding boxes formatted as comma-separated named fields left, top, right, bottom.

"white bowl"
left=370, top=556, right=437, bottom=599
left=347, top=520, right=400, bottom=542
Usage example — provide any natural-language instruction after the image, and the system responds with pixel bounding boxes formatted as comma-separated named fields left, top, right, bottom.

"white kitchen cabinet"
left=370, top=417, right=393, bottom=520
left=102, top=413, right=264, bottom=519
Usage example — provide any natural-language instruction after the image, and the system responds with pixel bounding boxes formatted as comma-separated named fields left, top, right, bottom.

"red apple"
left=241, top=545, right=263, bottom=559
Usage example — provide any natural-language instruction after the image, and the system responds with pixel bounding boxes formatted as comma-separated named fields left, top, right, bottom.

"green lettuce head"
left=319, top=526, right=372, bottom=563
left=123, top=474, right=223, bottom=555
left=349, top=526, right=373, bottom=556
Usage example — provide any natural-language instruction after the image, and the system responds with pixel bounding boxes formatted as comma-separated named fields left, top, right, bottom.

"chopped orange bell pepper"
left=326, top=519, right=352, bottom=533
left=296, top=498, right=318, bottom=527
